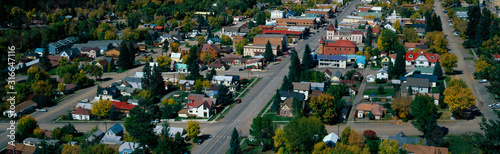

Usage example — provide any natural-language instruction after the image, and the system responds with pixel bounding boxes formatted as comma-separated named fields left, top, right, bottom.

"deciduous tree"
left=309, top=93, right=344, bottom=124
left=273, top=127, right=286, bottom=148
left=186, top=120, right=200, bottom=140
left=379, top=139, right=400, bottom=154
left=444, top=80, right=475, bottom=117
left=411, top=95, right=439, bottom=132
left=17, top=116, right=38, bottom=140
left=284, top=117, right=326, bottom=153
left=250, top=115, right=274, bottom=151
left=391, top=94, right=412, bottom=119
left=91, top=100, right=112, bottom=119
left=441, top=53, right=458, bottom=74
left=377, top=29, right=398, bottom=53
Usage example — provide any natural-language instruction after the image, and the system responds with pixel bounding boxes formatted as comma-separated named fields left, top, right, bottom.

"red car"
left=236, top=99, right=242, bottom=103
left=276, top=59, right=282, bottom=61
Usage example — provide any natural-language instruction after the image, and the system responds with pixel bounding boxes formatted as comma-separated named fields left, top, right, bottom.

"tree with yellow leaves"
left=441, top=53, right=458, bottom=74
left=62, top=144, right=81, bottom=154
left=32, top=80, right=53, bottom=96
left=474, top=55, right=492, bottom=79
left=91, top=100, right=112, bottom=119
left=348, top=130, right=364, bottom=147
left=196, top=36, right=205, bottom=45
left=313, top=142, right=332, bottom=154
left=27, top=66, right=50, bottom=82
left=425, top=31, right=448, bottom=55
left=444, top=79, right=475, bottom=117
left=393, top=20, right=401, bottom=33
left=156, top=55, right=172, bottom=71
left=200, top=51, right=215, bottom=64
left=136, top=90, right=153, bottom=100
left=162, top=98, right=178, bottom=106
left=391, top=94, right=412, bottom=119
left=18, top=116, right=38, bottom=140
left=379, top=139, right=400, bottom=154
left=273, top=127, right=286, bottom=148
left=186, top=120, right=200, bottom=140
left=202, top=80, right=211, bottom=88
left=58, top=82, right=66, bottom=93
left=33, top=127, right=44, bottom=138
left=309, top=93, right=344, bottom=124
left=170, top=42, right=179, bottom=53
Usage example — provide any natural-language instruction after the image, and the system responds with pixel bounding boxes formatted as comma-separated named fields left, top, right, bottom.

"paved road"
left=434, top=0, right=499, bottom=121
left=192, top=1, right=361, bottom=153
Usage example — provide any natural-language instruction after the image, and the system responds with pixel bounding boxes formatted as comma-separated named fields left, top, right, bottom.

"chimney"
left=288, top=90, right=290, bottom=94
left=114, top=129, right=116, bottom=134
left=370, top=101, right=373, bottom=105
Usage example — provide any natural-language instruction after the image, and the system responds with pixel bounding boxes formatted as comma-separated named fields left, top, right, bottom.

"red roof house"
left=320, top=40, right=358, bottom=55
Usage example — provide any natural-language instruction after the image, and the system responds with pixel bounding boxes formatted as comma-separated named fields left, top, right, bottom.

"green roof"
left=412, top=67, right=435, bottom=74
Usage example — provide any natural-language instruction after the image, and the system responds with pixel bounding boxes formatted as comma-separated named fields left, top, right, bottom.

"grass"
left=383, top=113, right=393, bottom=120
left=363, top=88, right=395, bottom=97
left=239, top=139, right=274, bottom=154
left=431, top=87, right=440, bottom=93
left=438, top=111, right=451, bottom=120
left=264, top=109, right=295, bottom=122
left=445, top=76, right=451, bottom=85
left=366, top=82, right=392, bottom=87
left=258, top=95, right=275, bottom=116
left=451, top=7, right=469, bottom=12
left=446, top=134, right=478, bottom=154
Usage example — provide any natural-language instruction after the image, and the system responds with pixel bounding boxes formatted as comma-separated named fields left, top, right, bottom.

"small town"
left=0, top=0, right=499, bottom=153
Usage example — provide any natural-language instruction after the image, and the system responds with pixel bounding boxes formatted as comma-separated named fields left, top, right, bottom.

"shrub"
left=375, top=78, right=387, bottom=84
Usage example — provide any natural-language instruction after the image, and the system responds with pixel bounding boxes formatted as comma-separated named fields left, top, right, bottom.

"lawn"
left=363, top=88, right=394, bottom=97
left=446, top=134, right=478, bottom=154
left=237, top=139, right=275, bottom=154
left=264, top=110, right=295, bottom=122
left=258, top=96, right=275, bottom=116
left=451, top=7, right=469, bottom=12
left=431, top=87, right=440, bottom=93
left=445, top=76, right=451, bottom=85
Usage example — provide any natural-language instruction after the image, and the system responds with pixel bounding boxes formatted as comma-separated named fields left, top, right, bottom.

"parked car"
left=236, top=99, right=242, bottom=103
left=479, top=79, right=487, bottom=83
left=37, top=109, right=47, bottom=112
left=490, top=104, right=500, bottom=109
left=239, top=68, right=244, bottom=71
left=151, top=120, right=159, bottom=124
left=276, top=59, right=282, bottom=61
left=197, top=138, right=204, bottom=145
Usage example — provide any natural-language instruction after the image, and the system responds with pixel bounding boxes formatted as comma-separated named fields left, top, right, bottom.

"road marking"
left=205, top=136, right=222, bottom=154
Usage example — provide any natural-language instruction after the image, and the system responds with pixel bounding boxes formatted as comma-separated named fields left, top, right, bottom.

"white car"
left=479, top=79, right=487, bottom=83
left=38, top=109, right=47, bottom=112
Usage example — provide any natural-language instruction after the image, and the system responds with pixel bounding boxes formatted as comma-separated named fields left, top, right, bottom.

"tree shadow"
left=100, top=77, right=113, bottom=82
left=454, top=106, right=483, bottom=120
left=451, top=70, right=463, bottom=75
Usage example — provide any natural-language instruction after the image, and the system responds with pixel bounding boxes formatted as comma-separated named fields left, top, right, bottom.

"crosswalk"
left=212, top=135, right=232, bottom=139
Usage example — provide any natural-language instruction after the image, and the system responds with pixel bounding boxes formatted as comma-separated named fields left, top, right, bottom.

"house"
left=406, top=51, right=439, bottom=67
left=5, top=143, right=38, bottom=154
left=179, top=80, right=195, bottom=91
left=175, top=63, right=188, bottom=72
left=111, top=101, right=137, bottom=117
left=493, top=55, right=500, bottom=61
left=96, top=59, right=110, bottom=71
left=380, top=56, right=395, bottom=68
left=349, top=85, right=358, bottom=95
left=87, top=130, right=104, bottom=143
left=366, top=74, right=376, bottom=83
left=116, top=86, right=137, bottom=96
left=76, top=103, right=93, bottom=110
left=331, top=70, right=343, bottom=84
left=405, top=144, right=449, bottom=154
left=101, top=123, right=124, bottom=145
left=376, top=68, right=388, bottom=80
left=60, top=48, right=81, bottom=59
left=253, top=34, right=287, bottom=52
left=202, top=44, right=221, bottom=58
left=170, top=53, right=182, bottom=62
left=221, top=25, right=250, bottom=36
left=207, top=37, right=222, bottom=44
left=23, top=138, right=59, bottom=147
left=220, top=58, right=249, bottom=65
left=72, top=108, right=91, bottom=120
left=325, top=23, right=364, bottom=44
left=323, top=132, right=339, bottom=146
left=98, top=86, right=121, bottom=100
left=317, top=55, right=347, bottom=68
left=3, top=100, right=37, bottom=118
left=48, top=37, right=78, bottom=54
left=319, top=37, right=358, bottom=55
left=102, top=57, right=115, bottom=64
left=212, top=76, right=239, bottom=92
left=400, top=74, right=437, bottom=87
left=80, top=47, right=101, bottom=58
left=244, top=44, right=279, bottom=57
left=271, top=10, right=286, bottom=20
left=292, top=82, right=311, bottom=100
left=410, top=67, right=435, bottom=75
left=323, top=69, right=333, bottom=79
left=278, top=98, right=301, bottom=117
left=105, top=47, right=121, bottom=60
left=179, top=94, right=217, bottom=118
left=105, top=123, right=124, bottom=136
left=280, top=90, right=306, bottom=101
left=123, top=77, right=142, bottom=89
left=23, top=52, right=39, bottom=60
left=34, top=48, right=46, bottom=56
left=154, top=126, right=186, bottom=137
left=356, top=102, right=386, bottom=119
left=402, top=78, right=431, bottom=94
left=245, top=58, right=265, bottom=69
left=119, top=142, right=140, bottom=154
left=388, top=132, right=422, bottom=147
left=208, top=59, right=228, bottom=71
left=344, top=54, right=367, bottom=68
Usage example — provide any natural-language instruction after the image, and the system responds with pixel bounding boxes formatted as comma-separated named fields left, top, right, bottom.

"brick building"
left=319, top=37, right=358, bottom=55
left=276, top=18, right=316, bottom=27
left=326, top=23, right=364, bottom=44
left=244, top=44, right=279, bottom=57
left=304, top=9, right=333, bottom=18
left=253, top=34, right=287, bottom=52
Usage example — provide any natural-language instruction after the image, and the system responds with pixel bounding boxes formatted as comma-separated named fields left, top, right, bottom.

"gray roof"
left=377, top=68, right=387, bottom=74
left=292, top=82, right=310, bottom=91
left=333, top=71, right=343, bottom=78
left=318, top=55, right=347, bottom=61
left=388, top=132, right=422, bottom=147
left=124, top=77, right=142, bottom=83
left=254, top=34, right=286, bottom=38
left=280, top=90, right=305, bottom=100
left=179, top=80, right=195, bottom=85
left=87, top=130, right=104, bottom=142
left=406, top=77, right=430, bottom=87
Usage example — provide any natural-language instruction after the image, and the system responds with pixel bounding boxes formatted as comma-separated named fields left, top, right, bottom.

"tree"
left=281, top=76, right=293, bottom=91
left=283, top=117, right=326, bottom=153
left=444, top=80, right=476, bottom=117
left=235, top=38, right=248, bottom=55
left=206, top=69, right=217, bottom=81
left=471, top=117, right=500, bottom=153
left=90, top=144, right=118, bottom=154
left=156, top=55, right=172, bottom=71
left=145, top=33, right=153, bottom=45
left=411, top=95, right=439, bottom=132
left=32, top=80, right=53, bottom=96
left=33, top=127, right=44, bottom=139
left=309, top=93, right=344, bottom=124
left=288, top=50, right=303, bottom=82
left=27, top=66, right=50, bottom=82
left=256, top=13, right=266, bottom=25
left=230, top=127, right=241, bottom=154
left=424, top=123, right=448, bottom=147
left=217, top=84, right=233, bottom=106
left=393, top=20, right=401, bottom=33
left=221, top=35, right=232, bottom=45
left=91, top=100, right=112, bottom=119
left=341, top=126, right=352, bottom=145
left=142, top=62, right=152, bottom=90
left=377, top=86, right=385, bottom=94
left=393, top=45, right=406, bottom=78
left=272, top=90, right=281, bottom=113
left=196, top=36, right=205, bottom=45
left=465, top=5, right=481, bottom=39
left=250, top=115, right=275, bottom=151
left=87, top=65, right=103, bottom=79
left=118, top=43, right=132, bottom=69
left=162, top=41, right=169, bottom=54
left=247, top=27, right=263, bottom=41
left=365, top=26, right=374, bottom=46
left=335, top=19, right=338, bottom=27
left=474, top=8, right=492, bottom=47
left=292, top=98, right=304, bottom=118
left=403, top=27, right=419, bottom=43
left=186, top=120, right=200, bottom=140
left=149, top=64, right=166, bottom=95
left=348, top=130, right=364, bottom=147
left=62, top=144, right=80, bottom=154
left=128, top=42, right=136, bottom=61
left=170, top=43, right=179, bottom=53
left=313, top=142, right=332, bottom=154
left=194, top=79, right=204, bottom=94
left=379, top=139, right=400, bottom=154
left=391, top=94, right=412, bottom=119
left=441, top=53, right=458, bottom=74
left=425, top=31, right=448, bottom=54
left=125, top=104, right=157, bottom=152
left=155, top=122, right=180, bottom=154
left=302, top=44, right=314, bottom=69
left=377, top=29, right=399, bottom=53
left=433, top=61, right=443, bottom=79
left=109, top=105, right=119, bottom=120
left=17, top=116, right=38, bottom=140
left=264, top=41, right=274, bottom=62
left=40, top=48, right=52, bottom=70
left=273, top=127, right=286, bottom=149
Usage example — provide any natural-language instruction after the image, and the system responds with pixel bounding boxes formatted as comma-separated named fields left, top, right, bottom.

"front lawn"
left=363, top=88, right=394, bottom=97
left=237, top=139, right=275, bottom=154
left=446, top=134, right=478, bottom=154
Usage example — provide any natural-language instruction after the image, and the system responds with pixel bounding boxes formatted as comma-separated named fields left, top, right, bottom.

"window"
left=284, top=111, right=287, bottom=115
left=409, top=55, right=413, bottom=58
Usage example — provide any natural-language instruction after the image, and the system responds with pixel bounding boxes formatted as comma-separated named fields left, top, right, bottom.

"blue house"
left=106, top=123, right=124, bottom=136
left=207, top=37, right=221, bottom=44
left=119, top=142, right=140, bottom=154
left=343, top=54, right=367, bottom=68
left=48, top=37, right=78, bottom=54
left=388, top=132, right=423, bottom=147
left=34, top=48, right=46, bottom=56
left=175, top=63, right=188, bottom=72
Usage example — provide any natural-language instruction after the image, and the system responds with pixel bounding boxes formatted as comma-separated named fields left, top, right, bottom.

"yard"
left=263, top=110, right=295, bottom=122
left=363, top=88, right=395, bottom=97
left=451, top=7, right=469, bottom=12
left=446, top=134, right=478, bottom=154
left=229, top=139, right=274, bottom=154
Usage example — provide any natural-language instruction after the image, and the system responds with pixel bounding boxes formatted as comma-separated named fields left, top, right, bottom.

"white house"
left=366, top=74, right=376, bottom=83
left=403, top=78, right=431, bottom=94
left=376, top=68, right=388, bottom=80
left=72, top=108, right=91, bottom=120
left=292, top=82, right=310, bottom=100
left=323, top=132, right=339, bottom=146
left=317, top=55, right=347, bottom=68
left=178, top=94, right=217, bottom=118
left=171, top=53, right=182, bottom=62
left=119, top=142, right=140, bottom=154
left=270, top=10, right=286, bottom=20
left=123, top=77, right=142, bottom=89
left=211, top=76, right=239, bottom=92
left=406, top=51, right=439, bottom=67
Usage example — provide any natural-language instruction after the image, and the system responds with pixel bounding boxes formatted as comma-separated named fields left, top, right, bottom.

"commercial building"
left=253, top=34, right=287, bottom=52
left=305, top=9, right=333, bottom=18
left=319, top=37, right=358, bottom=55
left=317, top=55, right=347, bottom=68
left=276, top=18, right=316, bottom=27
left=244, top=44, right=279, bottom=57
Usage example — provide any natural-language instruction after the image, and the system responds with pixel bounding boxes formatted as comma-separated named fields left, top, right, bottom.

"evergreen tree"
left=264, top=41, right=274, bottom=62
left=97, top=85, right=102, bottom=95
left=40, top=48, right=51, bottom=70
left=187, top=60, right=200, bottom=80
left=124, top=99, right=158, bottom=152
left=230, top=127, right=241, bottom=154
left=288, top=50, right=302, bottom=82
left=335, top=19, right=338, bottom=27
left=433, top=61, right=443, bottom=79
left=145, top=33, right=152, bottom=45
left=128, top=42, right=136, bottom=62
left=302, top=44, right=314, bottom=69
left=425, top=12, right=434, bottom=32
left=186, top=46, right=199, bottom=68
left=465, top=5, right=481, bottom=39
left=366, top=26, right=374, bottom=46
left=109, top=105, right=118, bottom=120
left=408, top=85, right=413, bottom=95
left=217, top=84, right=233, bottom=106
left=256, top=13, right=266, bottom=25
left=248, top=20, right=255, bottom=29
left=281, top=76, right=293, bottom=91
left=474, top=8, right=492, bottom=47
left=149, top=64, right=165, bottom=96
left=142, top=62, right=151, bottom=90
left=118, top=43, right=132, bottom=69
left=434, top=14, right=442, bottom=31
left=250, top=115, right=275, bottom=151
left=491, top=18, right=500, bottom=38
left=271, top=89, right=281, bottom=113
left=155, top=122, right=174, bottom=153
left=393, top=45, right=406, bottom=77
left=206, top=69, right=217, bottom=81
